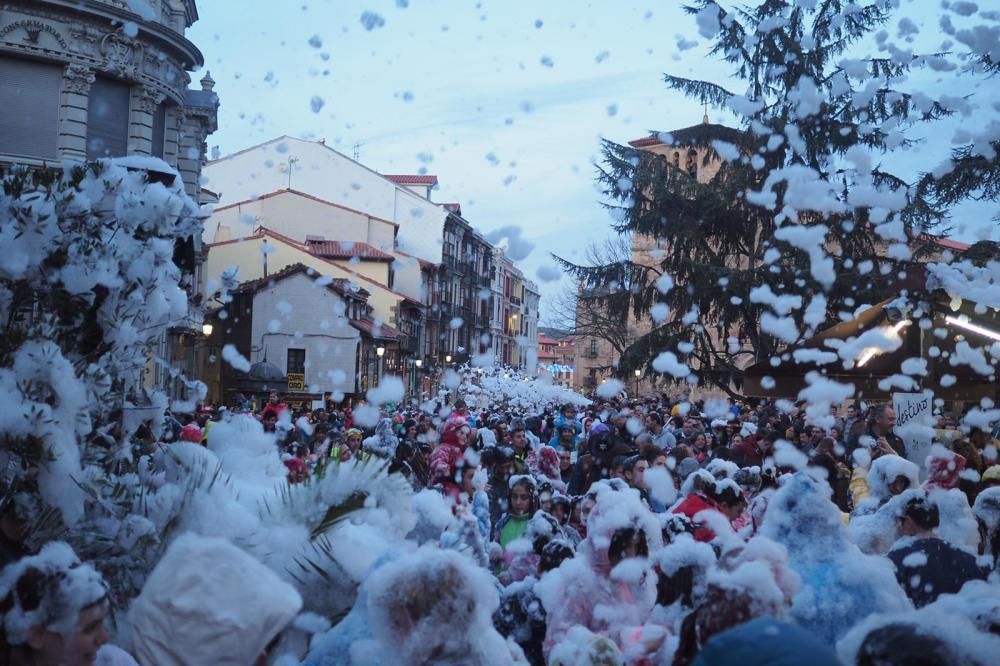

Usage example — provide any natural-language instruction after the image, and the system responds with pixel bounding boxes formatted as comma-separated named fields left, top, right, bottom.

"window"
left=0, top=57, right=61, bottom=159
left=151, top=102, right=167, bottom=158
left=286, top=348, right=306, bottom=374
left=387, top=266, right=395, bottom=290
left=86, top=77, right=131, bottom=159
left=590, top=338, right=598, bottom=355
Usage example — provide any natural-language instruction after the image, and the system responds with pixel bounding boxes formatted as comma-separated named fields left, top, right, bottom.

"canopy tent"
left=743, top=294, right=1000, bottom=402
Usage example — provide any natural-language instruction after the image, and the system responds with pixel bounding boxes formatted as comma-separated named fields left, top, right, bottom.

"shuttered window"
left=86, top=77, right=131, bottom=159
left=286, top=348, right=306, bottom=374
left=0, top=57, right=61, bottom=160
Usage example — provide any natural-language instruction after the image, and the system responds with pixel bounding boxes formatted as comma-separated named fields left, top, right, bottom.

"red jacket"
left=672, top=492, right=724, bottom=542
left=261, top=402, right=287, bottom=421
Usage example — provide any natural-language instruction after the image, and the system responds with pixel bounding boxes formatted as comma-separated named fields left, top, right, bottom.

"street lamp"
left=415, top=358, right=422, bottom=369
left=375, top=345, right=385, bottom=386
left=634, top=368, right=641, bottom=396
left=201, top=323, right=213, bottom=337
left=445, top=354, right=452, bottom=363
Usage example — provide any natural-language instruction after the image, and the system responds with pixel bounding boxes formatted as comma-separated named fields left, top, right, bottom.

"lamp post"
left=445, top=354, right=452, bottom=364
left=634, top=368, right=641, bottom=397
left=376, top=345, right=385, bottom=386
left=201, top=323, right=213, bottom=337
left=413, top=358, right=422, bottom=398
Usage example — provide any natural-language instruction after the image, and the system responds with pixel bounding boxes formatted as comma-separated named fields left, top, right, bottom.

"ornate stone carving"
left=68, top=24, right=102, bottom=57
left=0, top=19, right=69, bottom=49
left=137, top=85, right=166, bottom=113
left=100, top=31, right=143, bottom=78
left=63, top=63, right=96, bottom=94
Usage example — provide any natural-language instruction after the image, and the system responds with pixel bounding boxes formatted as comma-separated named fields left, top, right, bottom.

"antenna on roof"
left=353, top=143, right=362, bottom=160
left=703, top=102, right=710, bottom=124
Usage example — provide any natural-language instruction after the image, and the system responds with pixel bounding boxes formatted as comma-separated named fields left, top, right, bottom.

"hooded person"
left=0, top=541, right=131, bottom=666
left=362, top=547, right=527, bottom=665
left=852, top=454, right=920, bottom=516
left=527, top=444, right=564, bottom=491
left=363, top=418, right=399, bottom=459
left=128, top=533, right=302, bottom=666
left=428, top=417, right=471, bottom=500
left=758, top=472, right=911, bottom=645
left=536, top=480, right=663, bottom=661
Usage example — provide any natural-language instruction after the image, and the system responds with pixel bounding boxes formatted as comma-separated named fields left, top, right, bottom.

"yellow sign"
left=287, top=373, right=305, bottom=391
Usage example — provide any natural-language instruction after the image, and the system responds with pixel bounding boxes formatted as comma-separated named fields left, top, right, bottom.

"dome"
left=247, top=361, right=285, bottom=381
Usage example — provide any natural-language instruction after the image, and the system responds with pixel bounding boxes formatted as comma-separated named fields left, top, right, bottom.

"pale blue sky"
left=189, top=0, right=998, bottom=321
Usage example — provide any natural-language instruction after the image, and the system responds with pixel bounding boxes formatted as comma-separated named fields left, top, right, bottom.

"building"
left=573, top=117, right=971, bottom=395
left=435, top=208, right=494, bottom=365
left=203, top=227, right=424, bottom=402
left=205, top=263, right=405, bottom=407
left=537, top=332, right=574, bottom=386
left=0, top=0, right=217, bottom=199
left=202, top=137, right=541, bottom=396
left=0, top=0, right=218, bottom=400
left=201, top=136, right=447, bottom=265
left=521, top=280, right=541, bottom=370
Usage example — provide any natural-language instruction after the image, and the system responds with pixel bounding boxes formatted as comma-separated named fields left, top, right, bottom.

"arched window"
left=672, top=151, right=680, bottom=167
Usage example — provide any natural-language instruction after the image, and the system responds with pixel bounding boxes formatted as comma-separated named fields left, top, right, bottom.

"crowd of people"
left=2, top=384, right=1000, bottom=665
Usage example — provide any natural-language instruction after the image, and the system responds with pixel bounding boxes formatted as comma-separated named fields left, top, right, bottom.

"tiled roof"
left=393, top=249, right=439, bottom=271
left=350, top=317, right=400, bottom=340
left=923, top=235, right=970, bottom=251
left=383, top=174, right=439, bottom=187
left=628, top=122, right=745, bottom=149
left=210, top=227, right=423, bottom=306
left=306, top=240, right=394, bottom=261
left=232, top=262, right=364, bottom=300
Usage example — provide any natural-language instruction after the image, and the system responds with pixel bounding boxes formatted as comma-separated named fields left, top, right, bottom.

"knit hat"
left=180, top=423, right=203, bottom=443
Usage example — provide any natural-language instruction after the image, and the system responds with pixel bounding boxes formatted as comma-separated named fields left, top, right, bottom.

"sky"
left=187, top=0, right=999, bottom=324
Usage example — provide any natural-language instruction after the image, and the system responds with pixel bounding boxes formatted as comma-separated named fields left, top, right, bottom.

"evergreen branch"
left=662, top=74, right=735, bottom=109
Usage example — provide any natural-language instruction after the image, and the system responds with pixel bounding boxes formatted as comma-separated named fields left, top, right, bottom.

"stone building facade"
left=1, top=0, right=218, bottom=400
left=0, top=0, right=218, bottom=200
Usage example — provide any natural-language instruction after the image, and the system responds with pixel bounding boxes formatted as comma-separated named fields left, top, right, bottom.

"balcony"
left=510, top=295, right=522, bottom=306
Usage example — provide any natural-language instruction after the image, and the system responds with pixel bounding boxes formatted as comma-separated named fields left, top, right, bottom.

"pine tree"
left=556, top=0, right=955, bottom=396
left=923, top=54, right=1000, bottom=215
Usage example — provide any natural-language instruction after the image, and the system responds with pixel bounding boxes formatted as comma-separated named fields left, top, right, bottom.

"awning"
left=743, top=296, right=999, bottom=401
